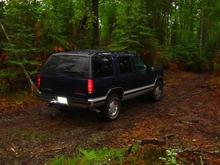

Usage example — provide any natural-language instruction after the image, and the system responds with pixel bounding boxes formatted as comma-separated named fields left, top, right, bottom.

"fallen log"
left=140, top=138, right=166, bottom=146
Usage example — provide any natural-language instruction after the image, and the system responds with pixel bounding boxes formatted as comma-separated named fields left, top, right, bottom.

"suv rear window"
left=92, top=56, right=113, bottom=78
left=42, top=55, right=89, bottom=78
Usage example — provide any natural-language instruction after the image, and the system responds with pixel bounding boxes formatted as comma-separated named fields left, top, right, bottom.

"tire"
left=101, top=94, right=121, bottom=121
left=151, top=80, right=163, bottom=102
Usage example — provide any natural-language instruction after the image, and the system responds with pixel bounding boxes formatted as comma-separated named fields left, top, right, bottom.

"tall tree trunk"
left=171, top=0, right=177, bottom=46
left=189, top=0, right=194, bottom=32
left=200, top=2, right=204, bottom=55
left=92, top=0, right=99, bottom=47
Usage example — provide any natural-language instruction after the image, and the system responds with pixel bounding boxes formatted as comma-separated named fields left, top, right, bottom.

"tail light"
left=36, top=74, right=41, bottom=89
left=88, top=79, right=94, bottom=94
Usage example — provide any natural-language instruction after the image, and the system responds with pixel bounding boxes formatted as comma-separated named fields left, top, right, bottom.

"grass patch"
left=48, top=144, right=182, bottom=165
left=13, top=129, right=54, bottom=143
left=49, top=147, right=126, bottom=165
left=0, top=90, right=28, bottom=103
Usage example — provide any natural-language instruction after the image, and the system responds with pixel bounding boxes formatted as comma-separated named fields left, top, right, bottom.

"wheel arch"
left=155, top=76, right=163, bottom=85
left=106, top=87, right=124, bottom=100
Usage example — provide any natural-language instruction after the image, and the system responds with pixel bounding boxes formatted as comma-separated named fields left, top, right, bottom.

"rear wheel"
left=101, top=94, right=121, bottom=121
left=151, top=80, right=163, bottom=101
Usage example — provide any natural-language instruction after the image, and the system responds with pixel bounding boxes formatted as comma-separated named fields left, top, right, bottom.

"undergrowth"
left=48, top=145, right=181, bottom=165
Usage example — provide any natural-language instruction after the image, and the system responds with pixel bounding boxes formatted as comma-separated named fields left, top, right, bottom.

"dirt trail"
left=0, top=70, right=219, bottom=164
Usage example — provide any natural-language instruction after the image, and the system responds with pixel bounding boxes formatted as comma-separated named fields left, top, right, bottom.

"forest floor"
left=0, top=70, right=220, bottom=164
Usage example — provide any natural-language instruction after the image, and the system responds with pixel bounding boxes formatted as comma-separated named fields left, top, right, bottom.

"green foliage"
left=38, top=0, right=68, bottom=52
left=1, top=0, right=220, bottom=94
left=0, top=1, right=4, bottom=51
left=0, top=68, right=28, bottom=95
left=49, top=146, right=183, bottom=165
left=0, top=1, right=4, bottom=18
left=99, top=0, right=117, bottom=44
left=3, top=0, right=40, bottom=54
left=1, top=0, right=220, bottom=66
left=129, top=143, right=141, bottom=154
left=50, top=147, right=126, bottom=165
left=110, top=0, right=156, bottom=53
left=170, top=42, right=208, bottom=71
left=0, top=70, right=17, bottom=94
left=160, top=149, right=179, bottom=165
left=1, top=0, right=41, bottom=90
left=0, top=70, right=17, bottom=79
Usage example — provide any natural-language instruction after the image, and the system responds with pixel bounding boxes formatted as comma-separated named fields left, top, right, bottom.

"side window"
left=118, top=56, right=133, bottom=74
left=133, top=56, right=147, bottom=72
left=92, top=56, right=113, bottom=78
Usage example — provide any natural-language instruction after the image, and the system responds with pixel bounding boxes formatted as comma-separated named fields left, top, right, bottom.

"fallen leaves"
left=0, top=95, right=46, bottom=114
left=0, top=70, right=220, bottom=164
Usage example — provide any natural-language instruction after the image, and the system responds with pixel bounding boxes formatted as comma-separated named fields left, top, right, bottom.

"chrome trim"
left=53, top=53, right=91, bottom=57
left=88, top=96, right=107, bottom=102
left=124, top=84, right=155, bottom=95
left=88, top=76, right=162, bottom=103
left=123, top=88, right=153, bottom=101
left=106, top=87, right=124, bottom=96
left=50, top=99, right=58, bottom=104
left=88, top=87, right=124, bottom=103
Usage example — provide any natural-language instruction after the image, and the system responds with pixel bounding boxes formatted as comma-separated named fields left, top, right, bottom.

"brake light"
left=88, top=79, right=94, bottom=94
left=36, top=74, right=41, bottom=89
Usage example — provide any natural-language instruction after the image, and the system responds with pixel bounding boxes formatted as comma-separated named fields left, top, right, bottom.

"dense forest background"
left=0, top=0, right=220, bottom=93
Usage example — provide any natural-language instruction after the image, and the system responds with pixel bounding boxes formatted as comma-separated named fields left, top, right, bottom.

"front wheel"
left=101, top=94, right=121, bottom=121
left=151, top=81, right=163, bottom=102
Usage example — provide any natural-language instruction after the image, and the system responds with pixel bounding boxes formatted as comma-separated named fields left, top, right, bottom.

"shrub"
left=169, top=43, right=209, bottom=72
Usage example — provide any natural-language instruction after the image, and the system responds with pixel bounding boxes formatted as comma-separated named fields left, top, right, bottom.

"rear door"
left=40, top=55, right=90, bottom=99
left=132, top=56, right=155, bottom=87
left=92, top=54, right=116, bottom=98
left=116, top=56, right=138, bottom=92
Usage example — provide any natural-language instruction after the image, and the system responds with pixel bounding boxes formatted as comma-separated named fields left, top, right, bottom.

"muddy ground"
left=0, top=70, right=219, bottom=164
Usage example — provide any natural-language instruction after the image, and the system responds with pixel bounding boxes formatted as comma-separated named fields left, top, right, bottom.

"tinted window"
left=42, top=55, right=89, bottom=78
left=133, top=56, right=147, bottom=72
left=118, top=56, right=133, bottom=74
left=92, top=56, right=113, bottom=78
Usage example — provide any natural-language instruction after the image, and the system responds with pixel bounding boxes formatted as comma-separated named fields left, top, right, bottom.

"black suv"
left=36, top=50, right=164, bottom=120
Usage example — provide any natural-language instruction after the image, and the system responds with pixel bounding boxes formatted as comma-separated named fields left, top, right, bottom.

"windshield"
left=42, top=55, right=89, bottom=78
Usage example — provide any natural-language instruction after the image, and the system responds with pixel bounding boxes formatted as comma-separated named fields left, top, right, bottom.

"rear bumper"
left=36, top=93, right=105, bottom=109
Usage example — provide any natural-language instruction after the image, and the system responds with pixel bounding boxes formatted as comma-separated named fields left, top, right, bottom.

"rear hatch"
left=39, top=54, right=90, bottom=99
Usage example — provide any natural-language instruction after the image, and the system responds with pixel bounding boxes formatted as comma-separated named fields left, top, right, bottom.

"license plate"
left=57, top=97, right=68, bottom=105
